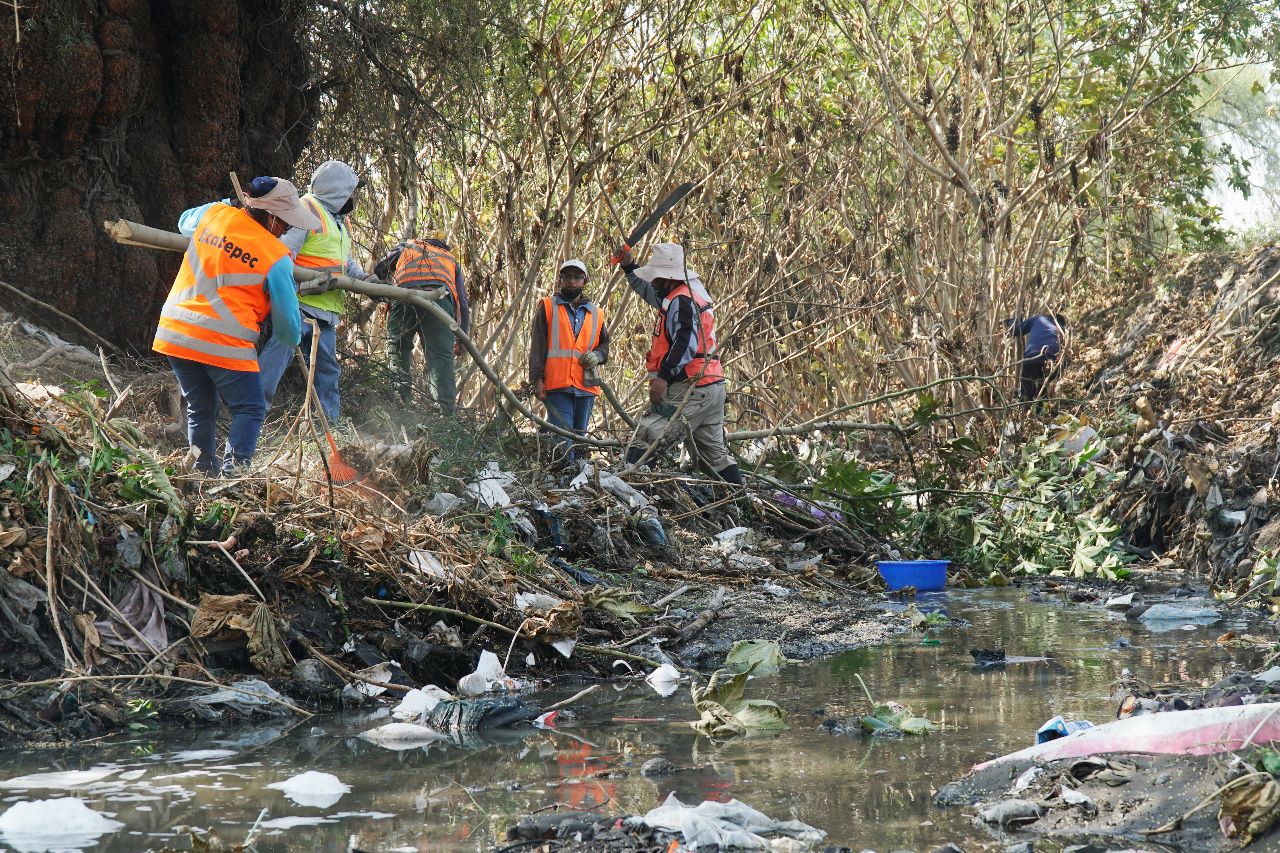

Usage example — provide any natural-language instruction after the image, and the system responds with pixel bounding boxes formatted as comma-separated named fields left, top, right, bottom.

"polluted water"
left=0, top=588, right=1265, bottom=851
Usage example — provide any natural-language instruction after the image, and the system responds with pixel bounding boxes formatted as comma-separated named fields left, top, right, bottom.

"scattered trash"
left=976, top=704, right=1280, bottom=770
left=358, top=722, right=445, bottom=750
left=769, top=492, right=844, bottom=523
left=1012, top=766, right=1044, bottom=792
left=970, top=648, right=1006, bottom=667
left=1138, top=603, right=1221, bottom=633
left=1104, top=592, right=1141, bottom=610
left=1035, top=715, right=1094, bottom=745
left=0, top=797, right=125, bottom=850
left=391, top=686, right=452, bottom=721
left=1138, top=603, right=1220, bottom=622
left=515, top=591, right=564, bottom=612
left=626, top=793, right=825, bottom=850
left=977, top=799, right=1042, bottom=827
left=458, top=650, right=511, bottom=696
left=423, top=492, right=461, bottom=515
left=265, top=770, right=351, bottom=809
left=646, top=664, right=682, bottom=697
left=183, top=679, right=297, bottom=719
left=424, top=697, right=541, bottom=732
left=406, top=550, right=452, bottom=579
left=636, top=510, right=669, bottom=546
left=1058, top=786, right=1094, bottom=808
left=466, top=462, right=516, bottom=508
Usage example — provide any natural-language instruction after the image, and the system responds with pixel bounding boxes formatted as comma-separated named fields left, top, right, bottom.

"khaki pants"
left=629, top=380, right=731, bottom=472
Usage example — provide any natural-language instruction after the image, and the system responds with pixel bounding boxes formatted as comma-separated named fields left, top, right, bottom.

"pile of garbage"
left=1065, top=245, right=1280, bottom=589
left=504, top=794, right=827, bottom=852
left=0, top=324, right=884, bottom=741
left=939, top=660, right=1280, bottom=850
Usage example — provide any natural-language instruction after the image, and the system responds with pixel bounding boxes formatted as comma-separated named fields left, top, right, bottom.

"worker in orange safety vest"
left=616, top=242, right=742, bottom=490
left=153, top=177, right=319, bottom=475
left=527, top=259, right=611, bottom=464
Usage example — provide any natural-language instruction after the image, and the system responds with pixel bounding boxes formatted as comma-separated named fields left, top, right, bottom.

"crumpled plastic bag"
left=626, top=792, right=824, bottom=850
left=466, top=462, right=515, bottom=508
left=94, top=579, right=168, bottom=653
left=183, top=678, right=295, bottom=718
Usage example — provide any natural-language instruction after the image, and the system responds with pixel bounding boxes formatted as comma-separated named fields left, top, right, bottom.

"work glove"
left=298, top=273, right=339, bottom=296
left=578, top=351, right=601, bottom=369
left=361, top=273, right=383, bottom=284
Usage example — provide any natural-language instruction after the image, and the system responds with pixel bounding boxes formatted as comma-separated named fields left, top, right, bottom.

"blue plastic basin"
left=876, top=559, right=950, bottom=591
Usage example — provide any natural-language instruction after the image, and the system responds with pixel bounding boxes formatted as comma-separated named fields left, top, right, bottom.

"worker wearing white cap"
left=528, top=258, right=611, bottom=465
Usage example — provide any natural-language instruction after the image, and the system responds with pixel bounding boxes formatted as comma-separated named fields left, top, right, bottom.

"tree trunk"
left=0, top=0, right=314, bottom=350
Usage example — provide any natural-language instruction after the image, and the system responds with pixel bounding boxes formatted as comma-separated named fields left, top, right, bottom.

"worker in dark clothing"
left=1006, top=314, right=1067, bottom=401
left=373, top=236, right=470, bottom=414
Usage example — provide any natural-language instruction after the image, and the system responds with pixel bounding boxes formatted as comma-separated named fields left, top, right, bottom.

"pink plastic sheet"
left=975, top=704, right=1280, bottom=771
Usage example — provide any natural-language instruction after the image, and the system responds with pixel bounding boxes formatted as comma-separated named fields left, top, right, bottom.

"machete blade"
left=626, top=182, right=695, bottom=247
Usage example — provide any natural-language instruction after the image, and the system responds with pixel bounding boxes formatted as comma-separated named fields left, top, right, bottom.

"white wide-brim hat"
left=244, top=177, right=321, bottom=231
left=633, top=242, right=697, bottom=282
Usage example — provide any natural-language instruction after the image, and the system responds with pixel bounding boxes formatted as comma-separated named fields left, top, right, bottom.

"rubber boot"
left=717, top=463, right=753, bottom=524
left=625, top=446, right=644, bottom=466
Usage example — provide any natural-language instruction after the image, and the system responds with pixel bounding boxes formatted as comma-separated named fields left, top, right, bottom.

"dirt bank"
left=0, top=314, right=895, bottom=744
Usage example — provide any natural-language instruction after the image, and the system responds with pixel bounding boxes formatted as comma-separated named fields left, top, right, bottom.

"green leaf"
left=723, top=639, right=786, bottom=676
left=689, top=663, right=788, bottom=738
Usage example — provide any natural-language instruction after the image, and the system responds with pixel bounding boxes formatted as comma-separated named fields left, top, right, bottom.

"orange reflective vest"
left=541, top=296, right=602, bottom=395
left=394, top=239, right=460, bottom=306
left=645, top=283, right=723, bottom=386
left=153, top=203, right=287, bottom=371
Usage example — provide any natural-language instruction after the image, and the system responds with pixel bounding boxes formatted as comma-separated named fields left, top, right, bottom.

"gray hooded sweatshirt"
left=282, top=160, right=366, bottom=325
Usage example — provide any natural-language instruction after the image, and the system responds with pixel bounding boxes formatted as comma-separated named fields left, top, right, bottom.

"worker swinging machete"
left=585, top=182, right=696, bottom=415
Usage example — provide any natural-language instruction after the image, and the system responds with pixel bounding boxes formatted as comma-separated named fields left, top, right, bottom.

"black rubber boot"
left=625, top=446, right=644, bottom=466
left=717, top=463, right=743, bottom=486
left=717, top=463, right=753, bottom=524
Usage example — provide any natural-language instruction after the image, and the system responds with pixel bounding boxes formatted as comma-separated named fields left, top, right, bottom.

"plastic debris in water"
left=0, top=797, right=125, bottom=850
left=265, top=770, right=351, bottom=809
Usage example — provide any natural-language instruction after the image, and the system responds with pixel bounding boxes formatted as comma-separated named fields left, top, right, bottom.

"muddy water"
left=0, top=588, right=1267, bottom=852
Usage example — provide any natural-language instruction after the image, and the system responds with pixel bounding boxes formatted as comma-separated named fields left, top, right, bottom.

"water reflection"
left=0, top=588, right=1264, bottom=852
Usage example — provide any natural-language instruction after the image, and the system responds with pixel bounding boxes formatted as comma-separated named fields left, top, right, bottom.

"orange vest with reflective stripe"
left=152, top=203, right=287, bottom=372
left=645, top=283, right=723, bottom=386
left=393, top=239, right=460, bottom=306
left=541, top=296, right=602, bottom=396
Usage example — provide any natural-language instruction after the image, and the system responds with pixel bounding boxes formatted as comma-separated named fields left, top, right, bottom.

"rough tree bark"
left=0, top=0, right=315, bottom=350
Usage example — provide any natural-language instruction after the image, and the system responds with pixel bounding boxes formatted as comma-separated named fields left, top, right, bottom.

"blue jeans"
left=168, top=356, right=267, bottom=474
left=543, top=390, right=595, bottom=462
left=259, top=319, right=340, bottom=421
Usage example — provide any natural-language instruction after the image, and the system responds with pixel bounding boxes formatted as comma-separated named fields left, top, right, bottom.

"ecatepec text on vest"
left=196, top=228, right=263, bottom=269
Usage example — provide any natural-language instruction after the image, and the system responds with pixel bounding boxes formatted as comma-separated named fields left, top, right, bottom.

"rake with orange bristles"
left=292, top=348, right=359, bottom=486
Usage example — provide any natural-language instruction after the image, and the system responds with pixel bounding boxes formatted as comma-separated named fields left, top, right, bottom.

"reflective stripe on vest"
left=394, top=240, right=460, bottom=306
left=542, top=296, right=602, bottom=395
left=644, top=283, right=723, bottom=386
left=295, top=196, right=349, bottom=315
left=153, top=203, right=286, bottom=371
